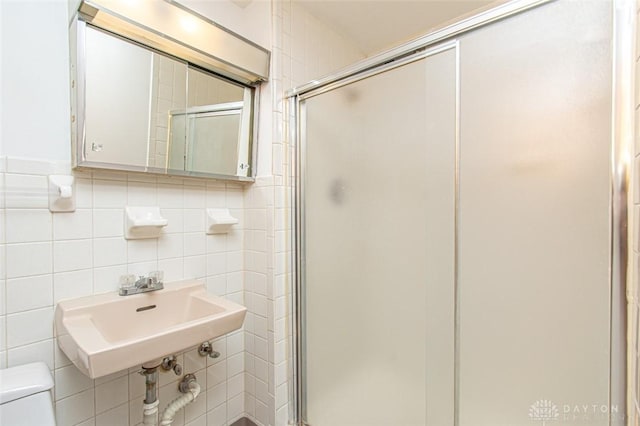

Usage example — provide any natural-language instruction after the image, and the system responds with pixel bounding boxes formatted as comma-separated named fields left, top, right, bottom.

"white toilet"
left=0, top=362, right=56, bottom=425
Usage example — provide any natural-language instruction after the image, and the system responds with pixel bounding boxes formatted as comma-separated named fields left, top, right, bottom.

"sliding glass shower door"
left=456, top=1, right=613, bottom=424
left=296, top=1, right=618, bottom=424
left=300, top=45, right=458, bottom=425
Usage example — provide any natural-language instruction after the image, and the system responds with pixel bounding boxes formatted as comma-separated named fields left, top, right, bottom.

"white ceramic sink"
left=55, top=279, right=246, bottom=378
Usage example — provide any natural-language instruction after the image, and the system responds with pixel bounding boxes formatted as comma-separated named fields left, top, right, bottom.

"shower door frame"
left=286, top=0, right=633, bottom=424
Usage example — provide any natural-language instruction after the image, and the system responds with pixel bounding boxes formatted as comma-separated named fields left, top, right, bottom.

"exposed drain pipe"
left=141, top=362, right=161, bottom=426
left=159, top=374, right=201, bottom=425
left=139, top=356, right=200, bottom=426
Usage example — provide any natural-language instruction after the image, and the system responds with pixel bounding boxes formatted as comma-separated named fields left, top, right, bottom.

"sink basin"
left=55, top=279, right=246, bottom=378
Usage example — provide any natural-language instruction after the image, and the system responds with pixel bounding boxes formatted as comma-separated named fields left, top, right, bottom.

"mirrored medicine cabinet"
left=69, top=0, right=270, bottom=181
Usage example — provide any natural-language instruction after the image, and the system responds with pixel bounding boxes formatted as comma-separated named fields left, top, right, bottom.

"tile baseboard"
left=230, top=417, right=259, bottom=426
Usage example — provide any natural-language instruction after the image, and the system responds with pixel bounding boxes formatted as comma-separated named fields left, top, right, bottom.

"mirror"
left=71, top=21, right=257, bottom=181
left=166, top=67, right=252, bottom=176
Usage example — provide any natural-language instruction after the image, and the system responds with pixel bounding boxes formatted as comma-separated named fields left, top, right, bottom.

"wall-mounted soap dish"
left=125, top=206, right=168, bottom=240
left=206, top=208, right=238, bottom=234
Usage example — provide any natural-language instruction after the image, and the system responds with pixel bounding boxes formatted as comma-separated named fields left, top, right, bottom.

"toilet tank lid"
left=0, top=362, right=54, bottom=404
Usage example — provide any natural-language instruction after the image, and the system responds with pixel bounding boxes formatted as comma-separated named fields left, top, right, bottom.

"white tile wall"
left=0, top=159, right=251, bottom=426
left=6, top=274, right=53, bottom=314
left=238, top=2, right=365, bottom=425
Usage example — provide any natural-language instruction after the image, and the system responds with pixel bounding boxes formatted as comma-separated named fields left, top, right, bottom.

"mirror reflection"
left=82, top=25, right=254, bottom=179
left=167, top=68, right=251, bottom=176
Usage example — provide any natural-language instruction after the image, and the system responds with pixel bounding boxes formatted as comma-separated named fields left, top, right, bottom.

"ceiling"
left=294, top=0, right=497, bottom=55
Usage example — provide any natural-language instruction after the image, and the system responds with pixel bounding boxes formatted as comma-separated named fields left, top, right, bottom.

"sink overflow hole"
left=136, top=304, right=157, bottom=312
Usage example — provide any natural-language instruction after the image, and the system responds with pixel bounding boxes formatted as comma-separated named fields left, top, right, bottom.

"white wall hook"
left=49, top=175, right=75, bottom=212
left=206, top=208, right=238, bottom=234
left=125, top=206, right=168, bottom=240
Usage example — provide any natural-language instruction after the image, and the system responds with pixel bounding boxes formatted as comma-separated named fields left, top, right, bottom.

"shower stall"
left=288, top=0, right=632, bottom=425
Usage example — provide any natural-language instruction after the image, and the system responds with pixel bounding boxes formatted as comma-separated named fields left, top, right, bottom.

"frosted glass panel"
left=457, top=1, right=612, bottom=425
left=302, top=48, right=457, bottom=425
left=299, top=1, right=616, bottom=425
left=188, top=113, right=240, bottom=175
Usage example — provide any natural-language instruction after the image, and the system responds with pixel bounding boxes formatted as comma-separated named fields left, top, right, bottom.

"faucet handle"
left=119, top=274, right=137, bottom=287
left=118, top=274, right=138, bottom=295
left=149, top=270, right=164, bottom=284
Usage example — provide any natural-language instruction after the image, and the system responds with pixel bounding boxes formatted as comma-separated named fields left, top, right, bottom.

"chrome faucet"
left=119, top=271, right=164, bottom=296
